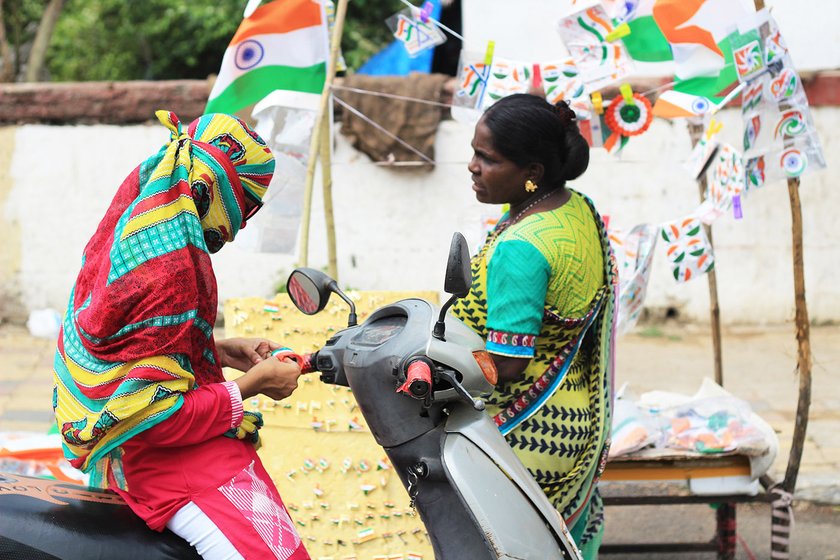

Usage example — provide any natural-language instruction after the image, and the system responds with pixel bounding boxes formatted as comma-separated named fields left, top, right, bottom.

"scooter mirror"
left=443, top=232, right=472, bottom=298
left=286, top=268, right=332, bottom=315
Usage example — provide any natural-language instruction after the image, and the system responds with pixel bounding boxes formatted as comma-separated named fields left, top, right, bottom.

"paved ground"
left=2, top=320, right=838, bottom=558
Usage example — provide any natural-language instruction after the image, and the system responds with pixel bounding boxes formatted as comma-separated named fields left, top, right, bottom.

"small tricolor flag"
left=357, top=527, right=376, bottom=542
left=206, top=0, right=329, bottom=115
left=653, top=90, right=715, bottom=119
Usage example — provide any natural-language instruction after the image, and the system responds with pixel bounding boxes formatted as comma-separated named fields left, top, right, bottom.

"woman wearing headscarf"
left=53, top=111, right=310, bottom=560
left=452, top=94, right=617, bottom=558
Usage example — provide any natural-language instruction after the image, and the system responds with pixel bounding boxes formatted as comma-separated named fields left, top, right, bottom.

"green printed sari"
left=452, top=190, right=617, bottom=557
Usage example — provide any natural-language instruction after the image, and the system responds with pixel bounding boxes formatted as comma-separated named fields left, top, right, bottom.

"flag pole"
left=298, top=0, right=348, bottom=274
left=688, top=122, right=724, bottom=387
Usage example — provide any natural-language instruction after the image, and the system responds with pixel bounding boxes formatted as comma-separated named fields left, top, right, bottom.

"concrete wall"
left=2, top=107, right=837, bottom=325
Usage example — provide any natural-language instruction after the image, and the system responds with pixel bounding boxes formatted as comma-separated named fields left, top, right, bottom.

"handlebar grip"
left=397, top=359, right=432, bottom=399
left=271, top=348, right=306, bottom=369
left=300, top=352, right=316, bottom=374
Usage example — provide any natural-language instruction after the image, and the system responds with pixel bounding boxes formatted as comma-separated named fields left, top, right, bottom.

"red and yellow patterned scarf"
left=53, top=111, right=274, bottom=486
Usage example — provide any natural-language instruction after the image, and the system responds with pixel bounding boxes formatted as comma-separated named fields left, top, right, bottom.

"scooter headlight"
left=472, top=351, right=498, bottom=385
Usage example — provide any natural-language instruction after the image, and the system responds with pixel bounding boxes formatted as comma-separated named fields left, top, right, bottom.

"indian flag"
left=206, top=0, right=328, bottom=115
left=622, top=0, right=753, bottom=99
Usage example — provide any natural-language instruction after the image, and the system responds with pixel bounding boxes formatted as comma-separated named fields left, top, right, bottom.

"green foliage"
left=342, top=0, right=404, bottom=71
left=14, top=0, right=405, bottom=82
left=2, top=0, right=44, bottom=78
left=47, top=0, right=243, bottom=81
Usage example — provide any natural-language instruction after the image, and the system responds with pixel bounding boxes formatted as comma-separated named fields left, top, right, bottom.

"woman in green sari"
left=451, top=94, right=617, bottom=558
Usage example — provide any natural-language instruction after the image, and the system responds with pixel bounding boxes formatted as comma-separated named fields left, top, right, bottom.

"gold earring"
left=525, top=179, right=538, bottom=192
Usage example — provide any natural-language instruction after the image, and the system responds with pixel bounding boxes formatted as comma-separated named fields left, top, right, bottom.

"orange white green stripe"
left=206, top=0, right=328, bottom=115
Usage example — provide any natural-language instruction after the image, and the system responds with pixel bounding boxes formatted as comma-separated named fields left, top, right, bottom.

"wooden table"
left=600, top=452, right=771, bottom=559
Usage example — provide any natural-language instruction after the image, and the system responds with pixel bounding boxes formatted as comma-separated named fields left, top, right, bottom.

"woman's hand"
left=216, top=337, right=282, bottom=372
left=492, top=354, right=531, bottom=383
left=234, top=356, right=303, bottom=401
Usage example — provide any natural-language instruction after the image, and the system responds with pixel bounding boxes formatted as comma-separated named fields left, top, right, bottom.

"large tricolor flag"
left=621, top=0, right=753, bottom=99
left=206, top=0, right=329, bottom=115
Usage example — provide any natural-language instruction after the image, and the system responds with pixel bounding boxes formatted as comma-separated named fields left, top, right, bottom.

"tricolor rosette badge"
left=605, top=93, right=653, bottom=137
left=661, top=217, right=715, bottom=283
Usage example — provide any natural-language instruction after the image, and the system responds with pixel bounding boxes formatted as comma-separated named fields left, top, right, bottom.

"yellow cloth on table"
left=224, top=291, right=438, bottom=560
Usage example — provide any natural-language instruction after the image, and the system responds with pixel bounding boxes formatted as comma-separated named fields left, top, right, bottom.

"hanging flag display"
left=540, top=58, right=589, bottom=116
left=705, top=143, right=746, bottom=214
left=621, top=0, right=751, bottom=100
left=452, top=49, right=493, bottom=118
left=609, top=223, right=659, bottom=334
left=484, top=57, right=532, bottom=107
left=452, top=54, right=591, bottom=118
left=731, top=11, right=826, bottom=186
left=661, top=217, right=715, bottom=283
left=386, top=6, right=447, bottom=57
left=556, top=4, right=635, bottom=93
left=206, top=0, right=329, bottom=115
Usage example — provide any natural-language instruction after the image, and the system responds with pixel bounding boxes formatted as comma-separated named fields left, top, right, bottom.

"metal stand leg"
left=715, top=503, right=737, bottom=560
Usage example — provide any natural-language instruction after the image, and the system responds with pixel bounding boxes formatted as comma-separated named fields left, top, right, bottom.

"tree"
left=0, top=0, right=43, bottom=81
left=1, top=0, right=405, bottom=83
left=24, top=0, right=63, bottom=81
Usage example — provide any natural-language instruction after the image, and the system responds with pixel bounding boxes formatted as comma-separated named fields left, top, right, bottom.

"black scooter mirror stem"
left=329, top=280, right=358, bottom=327
left=432, top=294, right=458, bottom=340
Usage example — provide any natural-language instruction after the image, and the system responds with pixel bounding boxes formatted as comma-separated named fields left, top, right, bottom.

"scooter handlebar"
left=397, top=359, right=432, bottom=399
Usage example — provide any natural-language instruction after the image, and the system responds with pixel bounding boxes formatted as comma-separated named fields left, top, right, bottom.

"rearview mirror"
left=433, top=232, right=472, bottom=340
left=286, top=268, right=333, bottom=315
left=286, top=268, right=358, bottom=326
left=444, top=232, right=472, bottom=298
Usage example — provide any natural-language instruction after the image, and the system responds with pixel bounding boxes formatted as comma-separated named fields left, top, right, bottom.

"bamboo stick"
left=320, top=113, right=338, bottom=279
left=298, top=0, right=349, bottom=268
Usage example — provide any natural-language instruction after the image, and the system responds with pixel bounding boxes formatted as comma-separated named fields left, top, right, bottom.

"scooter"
left=0, top=471, right=200, bottom=559
left=286, top=232, right=582, bottom=560
left=0, top=232, right=580, bottom=560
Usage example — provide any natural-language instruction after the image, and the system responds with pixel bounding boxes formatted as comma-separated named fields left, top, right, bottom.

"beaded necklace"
left=509, top=188, right=560, bottom=224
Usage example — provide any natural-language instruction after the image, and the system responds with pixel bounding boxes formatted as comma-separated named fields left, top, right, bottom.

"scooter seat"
left=0, top=472, right=200, bottom=560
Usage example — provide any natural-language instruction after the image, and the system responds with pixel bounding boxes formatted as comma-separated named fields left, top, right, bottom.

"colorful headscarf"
left=53, top=111, right=274, bottom=484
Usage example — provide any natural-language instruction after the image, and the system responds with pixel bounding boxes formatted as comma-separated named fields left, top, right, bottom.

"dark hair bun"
left=553, top=100, right=576, bottom=126
left=560, top=119, right=589, bottom=182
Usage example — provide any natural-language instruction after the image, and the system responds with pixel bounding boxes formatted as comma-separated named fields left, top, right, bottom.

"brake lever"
left=436, top=368, right=485, bottom=411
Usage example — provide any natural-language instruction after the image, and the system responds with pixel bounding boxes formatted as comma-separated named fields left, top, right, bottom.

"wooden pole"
left=782, top=176, right=812, bottom=493
left=298, top=0, right=348, bottom=269
left=688, top=122, right=724, bottom=386
left=747, top=2, right=811, bottom=557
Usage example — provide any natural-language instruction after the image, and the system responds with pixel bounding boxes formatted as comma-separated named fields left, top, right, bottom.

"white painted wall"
left=5, top=107, right=836, bottom=325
